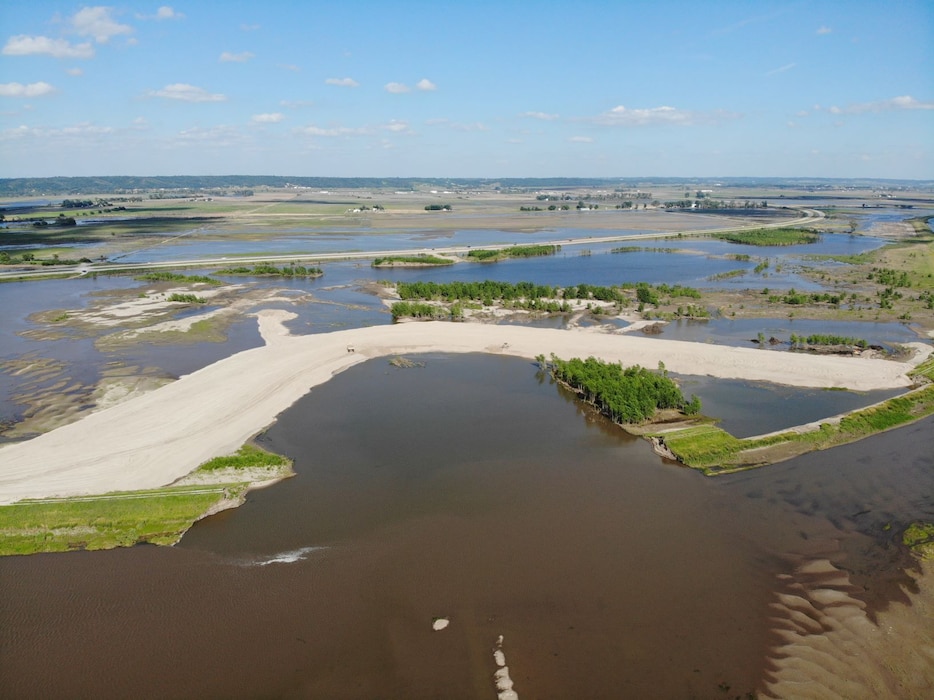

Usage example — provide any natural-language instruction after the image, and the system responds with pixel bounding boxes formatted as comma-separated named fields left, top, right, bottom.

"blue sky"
left=0, top=1, right=931, bottom=179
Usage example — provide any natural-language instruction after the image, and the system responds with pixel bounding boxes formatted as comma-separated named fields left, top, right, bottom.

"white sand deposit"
left=0, top=311, right=927, bottom=504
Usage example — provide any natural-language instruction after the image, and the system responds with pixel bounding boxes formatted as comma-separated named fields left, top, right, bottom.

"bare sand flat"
left=0, top=311, right=927, bottom=504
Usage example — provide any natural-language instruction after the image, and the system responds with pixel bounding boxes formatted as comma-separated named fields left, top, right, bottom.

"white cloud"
left=71, top=6, right=133, bottom=43
left=382, top=120, right=411, bottom=133
left=137, top=6, right=184, bottom=20
left=280, top=99, right=314, bottom=108
left=251, top=113, right=284, bottom=124
left=241, top=23, right=261, bottom=31
left=66, top=67, right=84, bottom=76
left=590, top=104, right=736, bottom=127
left=385, top=82, right=411, bottom=94
left=220, top=51, right=254, bottom=63
left=521, top=111, right=559, bottom=120
left=416, top=78, right=437, bottom=91
left=451, top=122, right=488, bottom=132
left=325, top=77, right=359, bottom=87
left=157, top=6, right=183, bottom=20
left=569, top=135, right=593, bottom=143
left=148, top=83, right=227, bottom=102
left=816, top=26, right=832, bottom=35
left=0, top=82, right=57, bottom=98
left=766, top=62, right=796, bottom=76
left=173, top=125, right=244, bottom=147
left=298, top=124, right=370, bottom=137
left=280, top=64, right=300, bottom=72
left=0, top=122, right=112, bottom=140
left=830, top=95, right=934, bottom=115
left=3, top=35, right=95, bottom=59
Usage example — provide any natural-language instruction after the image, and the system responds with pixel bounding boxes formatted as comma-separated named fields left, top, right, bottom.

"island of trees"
left=542, top=355, right=701, bottom=424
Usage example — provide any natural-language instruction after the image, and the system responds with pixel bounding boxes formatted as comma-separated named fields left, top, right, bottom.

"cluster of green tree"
left=789, top=334, right=868, bottom=348
left=389, top=301, right=451, bottom=320
left=32, top=216, right=76, bottom=227
left=545, top=355, right=701, bottom=424
left=564, top=283, right=625, bottom=302
left=137, top=271, right=222, bottom=285
left=712, top=228, right=819, bottom=246
left=466, top=244, right=559, bottom=261
left=869, top=267, right=912, bottom=287
left=372, top=255, right=453, bottom=266
left=0, top=251, right=90, bottom=266
left=424, top=204, right=453, bottom=211
left=653, top=283, right=702, bottom=299
left=753, top=259, right=770, bottom=273
left=396, top=280, right=557, bottom=304
left=167, top=293, right=206, bottom=304
left=767, top=289, right=842, bottom=305
left=61, top=199, right=100, bottom=208
left=664, top=199, right=770, bottom=210
left=215, top=263, right=322, bottom=277
left=878, top=286, right=903, bottom=309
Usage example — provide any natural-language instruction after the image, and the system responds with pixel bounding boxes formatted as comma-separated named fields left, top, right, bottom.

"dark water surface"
left=2, top=354, right=931, bottom=699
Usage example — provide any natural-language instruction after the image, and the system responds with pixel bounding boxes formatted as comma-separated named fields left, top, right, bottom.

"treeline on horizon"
left=1, top=175, right=929, bottom=197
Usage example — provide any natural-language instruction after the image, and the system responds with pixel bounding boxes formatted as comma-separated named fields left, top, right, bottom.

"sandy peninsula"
left=0, top=310, right=928, bottom=505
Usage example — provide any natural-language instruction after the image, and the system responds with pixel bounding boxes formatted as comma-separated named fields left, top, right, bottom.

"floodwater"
left=2, top=354, right=931, bottom=698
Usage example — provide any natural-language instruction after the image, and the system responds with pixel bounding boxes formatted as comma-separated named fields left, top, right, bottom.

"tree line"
left=544, top=355, right=701, bottom=424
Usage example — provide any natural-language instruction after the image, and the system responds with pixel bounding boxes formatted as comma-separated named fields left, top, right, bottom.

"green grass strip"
left=659, top=384, right=934, bottom=474
left=0, top=488, right=230, bottom=556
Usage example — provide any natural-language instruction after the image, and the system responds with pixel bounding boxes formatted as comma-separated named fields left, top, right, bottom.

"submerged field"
left=1, top=184, right=933, bottom=698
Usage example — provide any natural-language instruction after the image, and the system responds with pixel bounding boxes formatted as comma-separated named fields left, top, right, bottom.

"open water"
left=1, top=354, right=931, bottom=698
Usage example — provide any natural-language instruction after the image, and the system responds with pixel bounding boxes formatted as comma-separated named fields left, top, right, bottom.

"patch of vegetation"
left=789, top=333, right=868, bottom=349
left=137, top=271, right=222, bottom=285
left=215, top=263, right=322, bottom=277
left=372, top=255, right=453, bottom=267
left=868, top=267, right=912, bottom=288
left=466, top=244, right=559, bottom=261
left=713, top=228, right=820, bottom=246
left=390, top=301, right=451, bottom=321
left=195, top=443, right=291, bottom=472
left=767, top=289, right=842, bottom=306
left=0, top=487, right=230, bottom=556
left=547, top=355, right=700, bottom=424
left=166, top=293, right=207, bottom=304
left=660, top=384, right=934, bottom=474
left=708, top=269, right=747, bottom=281
left=903, top=521, right=934, bottom=559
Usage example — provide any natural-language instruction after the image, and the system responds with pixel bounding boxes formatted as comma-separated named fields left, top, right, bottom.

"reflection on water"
left=2, top=355, right=930, bottom=699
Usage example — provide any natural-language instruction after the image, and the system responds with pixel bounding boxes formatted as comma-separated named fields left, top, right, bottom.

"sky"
left=0, top=0, right=932, bottom=180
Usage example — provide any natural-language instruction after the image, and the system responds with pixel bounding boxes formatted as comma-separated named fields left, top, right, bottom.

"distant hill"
left=0, top=175, right=930, bottom=197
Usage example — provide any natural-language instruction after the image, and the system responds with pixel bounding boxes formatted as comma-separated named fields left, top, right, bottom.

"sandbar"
left=0, top=311, right=928, bottom=504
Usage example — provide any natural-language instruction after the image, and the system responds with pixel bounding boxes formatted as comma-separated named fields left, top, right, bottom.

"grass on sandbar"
left=0, top=444, right=292, bottom=556
left=659, top=383, right=934, bottom=475
left=0, top=486, right=232, bottom=556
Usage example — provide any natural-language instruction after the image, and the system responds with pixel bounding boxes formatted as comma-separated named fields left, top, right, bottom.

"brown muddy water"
left=1, top=354, right=932, bottom=699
